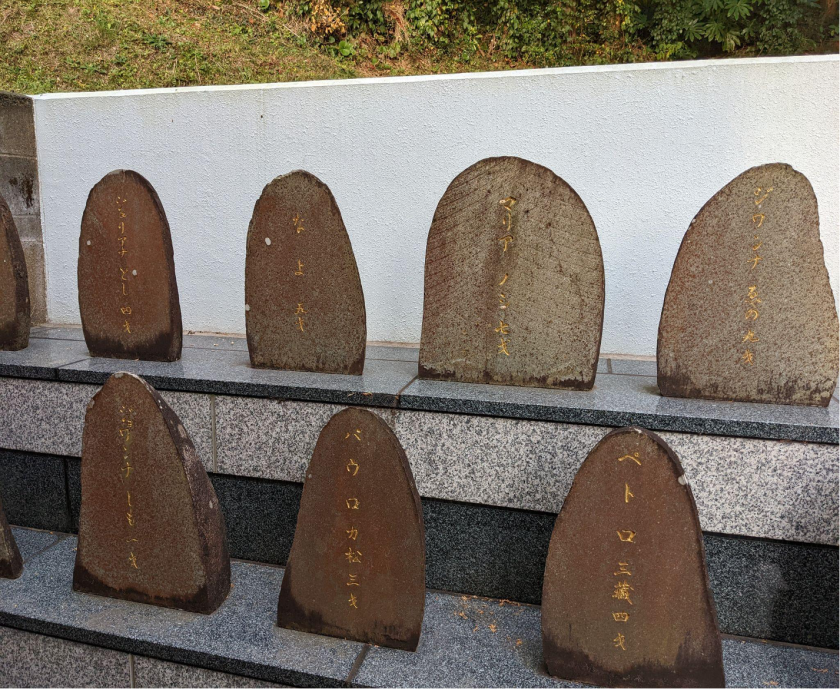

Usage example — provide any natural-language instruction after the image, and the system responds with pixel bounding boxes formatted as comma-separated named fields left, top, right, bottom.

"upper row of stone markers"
left=1, top=159, right=837, bottom=407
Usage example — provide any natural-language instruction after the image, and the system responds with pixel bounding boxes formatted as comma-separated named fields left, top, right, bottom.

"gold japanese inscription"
left=115, top=196, right=134, bottom=333
left=617, top=452, right=641, bottom=466
left=119, top=404, right=138, bottom=570
left=741, top=187, right=770, bottom=365
left=617, top=530, right=636, bottom=543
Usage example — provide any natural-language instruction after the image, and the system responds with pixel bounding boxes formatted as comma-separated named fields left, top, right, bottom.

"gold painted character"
left=347, top=458, right=359, bottom=476
left=745, top=308, right=759, bottom=321
left=617, top=530, right=636, bottom=543
left=742, top=330, right=759, bottom=343
left=128, top=552, right=139, bottom=569
left=498, top=234, right=514, bottom=252
left=748, top=255, right=763, bottom=269
left=346, top=498, right=360, bottom=510
left=612, top=612, right=629, bottom=623
left=754, top=187, right=773, bottom=206
left=348, top=593, right=358, bottom=608
left=345, top=547, right=362, bottom=564
left=295, top=260, right=304, bottom=276
left=624, top=484, right=634, bottom=503
left=347, top=574, right=360, bottom=587
left=123, top=320, right=131, bottom=334
left=120, top=306, right=132, bottom=315
left=498, top=338, right=511, bottom=356
left=617, top=452, right=641, bottom=466
left=345, top=429, right=362, bottom=441
left=346, top=527, right=358, bottom=540
left=614, top=633, right=626, bottom=651
left=613, top=581, right=634, bottom=605
left=499, top=274, right=509, bottom=286
left=615, top=562, right=632, bottom=576
left=495, top=321, right=510, bottom=335
left=741, top=350, right=755, bottom=365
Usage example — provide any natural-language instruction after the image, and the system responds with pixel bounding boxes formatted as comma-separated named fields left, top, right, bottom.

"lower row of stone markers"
left=0, top=371, right=726, bottom=688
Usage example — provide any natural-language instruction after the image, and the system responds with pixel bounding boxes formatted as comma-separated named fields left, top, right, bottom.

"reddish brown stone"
left=658, top=163, right=839, bottom=406
left=419, top=156, right=604, bottom=390
left=78, top=170, right=182, bottom=362
left=0, top=192, right=30, bottom=351
left=73, top=372, right=230, bottom=613
left=0, top=490, right=23, bottom=580
left=277, top=407, right=425, bottom=650
left=245, top=171, right=366, bottom=374
left=542, top=427, right=724, bottom=688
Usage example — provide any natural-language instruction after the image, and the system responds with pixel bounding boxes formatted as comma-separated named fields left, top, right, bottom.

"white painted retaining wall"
left=33, top=56, right=839, bottom=356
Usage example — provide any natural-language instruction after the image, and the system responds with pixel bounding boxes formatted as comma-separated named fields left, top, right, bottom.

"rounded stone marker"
left=658, top=163, right=839, bottom=406
left=0, top=490, right=23, bottom=580
left=245, top=171, right=366, bottom=374
left=78, top=170, right=182, bottom=362
left=419, top=156, right=604, bottom=389
left=0, top=192, right=30, bottom=351
left=277, top=407, right=425, bottom=650
left=542, top=427, right=724, bottom=688
left=73, top=372, right=230, bottom=614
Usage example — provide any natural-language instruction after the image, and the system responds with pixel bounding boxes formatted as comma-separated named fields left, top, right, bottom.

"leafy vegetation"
left=0, top=0, right=835, bottom=95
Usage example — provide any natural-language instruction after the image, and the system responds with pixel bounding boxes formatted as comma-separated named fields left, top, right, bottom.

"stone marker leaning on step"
left=0, top=191, right=30, bottom=352
left=0, top=488, right=23, bottom=580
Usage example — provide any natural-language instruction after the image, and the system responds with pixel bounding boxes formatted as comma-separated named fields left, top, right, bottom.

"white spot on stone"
left=708, top=279, right=713, bottom=285
left=209, top=500, right=214, bottom=509
left=114, top=372, right=124, bottom=378
left=265, top=237, right=271, bottom=246
left=678, top=474, right=687, bottom=485
left=244, top=304, right=250, bottom=312
left=87, top=400, right=95, bottom=410
left=86, top=240, right=91, bottom=246
left=132, top=269, right=137, bottom=276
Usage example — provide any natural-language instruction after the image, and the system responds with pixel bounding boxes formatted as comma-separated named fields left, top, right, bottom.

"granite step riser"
left=0, top=451, right=836, bottom=649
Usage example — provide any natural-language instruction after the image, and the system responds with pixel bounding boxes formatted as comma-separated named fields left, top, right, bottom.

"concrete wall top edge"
left=28, top=54, right=839, bottom=100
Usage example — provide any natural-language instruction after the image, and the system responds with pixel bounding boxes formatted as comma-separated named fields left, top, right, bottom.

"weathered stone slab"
left=73, top=372, right=229, bottom=613
left=78, top=170, right=182, bottom=362
left=0, top=192, right=29, bottom=351
left=658, top=163, right=839, bottom=407
left=0, top=490, right=23, bottom=579
left=419, top=156, right=604, bottom=390
left=277, top=407, right=425, bottom=650
left=245, top=171, right=366, bottom=374
left=542, top=426, right=724, bottom=688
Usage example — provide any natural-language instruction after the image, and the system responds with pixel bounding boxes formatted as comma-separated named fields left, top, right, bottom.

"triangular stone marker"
left=79, top=170, right=182, bottom=362
left=245, top=170, right=366, bottom=374
left=0, top=490, right=23, bottom=580
left=277, top=407, right=425, bottom=650
left=658, top=163, right=839, bottom=406
left=419, top=156, right=604, bottom=389
left=542, top=427, right=724, bottom=688
left=0, top=192, right=30, bottom=351
left=73, top=372, right=230, bottom=613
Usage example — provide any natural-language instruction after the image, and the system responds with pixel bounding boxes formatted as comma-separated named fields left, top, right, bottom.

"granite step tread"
left=0, top=328, right=836, bottom=444
left=1, top=528, right=836, bottom=688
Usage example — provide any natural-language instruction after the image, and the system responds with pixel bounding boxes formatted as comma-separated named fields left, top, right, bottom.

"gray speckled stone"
left=0, top=451, right=71, bottom=532
left=210, top=475, right=301, bottom=565
left=0, top=336, right=89, bottom=379
left=133, top=655, right=284, bottom=687
left=609, top=358, right=656, bottom=377
left=0, top=378, right=213, bottom=470
left=215, top=396, right=343, bottom=480
left=721, top=637, right=839, bottom=688
left=10, top=526, right=63, bottom=563
left=400, top=374, right=839, bottom=444
left=0, top=537, right=363, bottom=686
left=353, top=589, right=840, bottom=688
left=57, top=347, right=417, bottom=408
left=0, top=625, right=131, bottom=687
left=706, top=536, right=838, bottom=649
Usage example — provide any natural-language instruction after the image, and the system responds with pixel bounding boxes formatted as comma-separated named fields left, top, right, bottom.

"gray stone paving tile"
left=0, top=337, right=89, bottom=379
left=0, top=451, right=72, bottom=532
left=133, top=655, right=284, bottom=687
left=10, top=526, right=63, bottom=563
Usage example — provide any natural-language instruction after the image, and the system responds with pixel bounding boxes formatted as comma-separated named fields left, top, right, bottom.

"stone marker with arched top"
left=658, top=163, right=839, bottom=406
left=245, top=171, right=366, bottom=374
left=73, top=372, right=230, bottom=613
left=0, top=192, right=30, bottom=351
left=0, top=490, right=23, bottom=580
left=79, top=170, right=182, bottom=362
left=419, top=156, right=604, bottom=389
left=277, top=407, right=425, bottom=650
left=542, top=426, right=724, bottom=688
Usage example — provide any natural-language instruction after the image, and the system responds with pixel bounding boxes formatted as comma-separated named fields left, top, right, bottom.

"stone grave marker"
left=73, top=372, right=230, bottom=613
left=0, top=490, right=23, bottom=580
left=78, top=170, right=182, bottom=362
left=277, top=407, right=425, bottom=650
left=419, top=156, right=604, bottom=389
left=658, top=163, right=839, bottom=406
left=245, top=171, right=366, bottom=374
left=542, top=427, right=724, bottom=688
left=0, top=191, right=30, bottom=351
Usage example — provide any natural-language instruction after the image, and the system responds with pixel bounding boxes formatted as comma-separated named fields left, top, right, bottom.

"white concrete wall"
left=32, top=56, right=839, bottom=356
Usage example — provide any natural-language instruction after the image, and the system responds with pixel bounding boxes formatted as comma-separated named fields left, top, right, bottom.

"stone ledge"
left=0, top=327, right=835, bottom=444
left=0, top=528, right=836, bottom=688
left=0, top=375, right=836, bottom=545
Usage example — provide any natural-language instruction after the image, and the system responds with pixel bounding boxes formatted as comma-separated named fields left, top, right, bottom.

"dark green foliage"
left=290, top=0, right=836, bottom=64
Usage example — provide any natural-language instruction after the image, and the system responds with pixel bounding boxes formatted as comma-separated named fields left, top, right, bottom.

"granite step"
left=1, top=527, right=836, bottom=688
